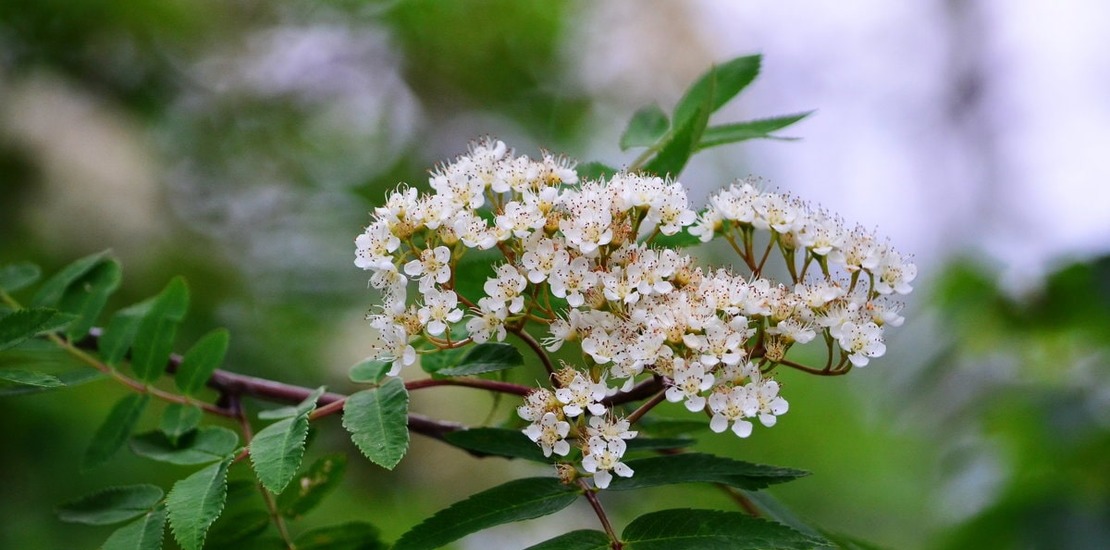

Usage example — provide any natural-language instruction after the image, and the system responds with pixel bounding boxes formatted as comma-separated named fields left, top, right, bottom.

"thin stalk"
left=508, top=326, right=556, bottom=377
left=578, top=479, right=621, bottom=549
left=405, top=377, right=532, bottom=396
left=233, top=396, right=296, bottom=550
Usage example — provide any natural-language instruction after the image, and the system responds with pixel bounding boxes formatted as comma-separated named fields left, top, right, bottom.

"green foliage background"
left=2, top=1, right=1109, bottom=548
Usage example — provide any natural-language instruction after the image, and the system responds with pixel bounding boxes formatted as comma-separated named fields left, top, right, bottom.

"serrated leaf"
left=131, top=277, right=189, bottom=383
left=166, top=459, right=230, bottom=550
left=175, top=328, right=229, bottom=396
left=343, top=379, right=409, bottom=470
left=436, top=343, right=524, bottom=376
left=59, top=259, right=122, bottom=341
left=84, top=394, right=151, bottom=470
left=277, top=453, right=347, bottom=518
left=102, top=505, right=166, bottom=550
left=672, top=55, right=762, bottom=129
left=0, top=308, right=75, bottom=351
left=622, top=508, right=828, bottom=549
left=0, top=262, right=41, bottom=292
left=606, top=453, right=807, bottom=492
left=160, top=404, right=203, bottom=444
left=0, top=368, right=64, bottom=388
left=393, top=477, right=579, bottom=550
left=130, top=427, right=239, bottom=465
left=31, top=250, right=111, bottom=308
left=100, top=299, right=154, bottom=367
left=441, top=427, right=550, bottom=462
left=621, top=104, right=670, bottom=150
left=524, top=530, right=611, bottom=550
left=296, top=521, right=385, bottom=550
left=57, top=484, right=164, bottom=525
left=697, top=111, right=813, bottom=150
left=576, top=162, right=619, bottom=181
left=642, top=91, right=711, bottom=179
left=250, top=415, right=310, bottom=494
left=349, top=358, right=391, bottom=384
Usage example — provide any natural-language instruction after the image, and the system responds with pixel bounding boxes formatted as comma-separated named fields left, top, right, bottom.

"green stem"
left=233, top=396, right=297, bottom=550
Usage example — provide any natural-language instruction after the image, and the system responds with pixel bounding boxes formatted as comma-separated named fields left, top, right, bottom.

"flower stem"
left=508, top=326, right=556, bottom=377
left=579, top=479, right=621, bottom=549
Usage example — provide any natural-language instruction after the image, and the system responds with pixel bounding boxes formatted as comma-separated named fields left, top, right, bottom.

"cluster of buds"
left=355, top=139, right=916, bottom=489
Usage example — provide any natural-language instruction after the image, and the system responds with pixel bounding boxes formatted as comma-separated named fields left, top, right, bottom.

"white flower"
left=767, top=318, right=816, bottom=345
left=558, top=182, right=613, bottom=255
left=555, top=373, right=608, bottom=417
left=874, top=249, right=917, bottom=295
left=452, top=211, right=498, bottom=250
left=836, top=321, right=886, bottom=367
left=374, top=324, right=416, bottom=377
left=495, top=199, right=544, bottom=239
left=829, top=227, right=882, bottom=272
left=417, top=288, right=463, bottom=336
left=517, top=389, right=556, bottom=422
left=710, top=181, right=759, bottom=224
left=581, top=329, right=619, bottom=365
left=483, top=264, right=528, bottom=314
left=665, top=359, right=715, bottom=412
left=752, top=378, right=789, bottom=427
left=354, top=221, right=400, bottom=271
left=581, top=439, right=634, bottom=489
left=549, top=256, right=597, bottom=307
left=708, top=386, right=756, bottom=437
left=466, top=298, right=508, bottom=343
left=585, top=415, right=637, bottom=450
left=683, top=318, right=749, bottom=368
left=753, top=192, right=801, bottom=234
left=403, top=246, right=452, bottom=292
left=520, top=238, right=568, bottom=284
left=522, top=412, right=570, bottom=457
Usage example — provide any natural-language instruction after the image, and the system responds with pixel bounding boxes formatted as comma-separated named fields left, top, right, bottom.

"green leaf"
left=31, top=250, right=111, bottom=308
left=343, top=379, right=409, bottom=470
left=277, top=453, right=347, bottom=518
left=0, top=308, right=75, bottom=351
left=99, top=299, right=154, bottom=367
left=57, top=484, right=164, bottom=525
left=349, top=358, right=391, bottom=384
left=296, top=521, right=386, bottom=550
left=672, top=55, right=762, bottom=129
left=0, top=368, right=64, bottom=388
left=84, top=394, right=151, bottom=470
left=0, top=262, right=41, bottom=292
left=130, top=427, right=240, bottom=465
left=576, top=162, right=619, bottom=181
left=166, top=459, right=231, bottom=550
left=441, top=427, right=549, bottom=462
left=257, top=386, right=325, bottom=420
left=642, top=90, right=711, bottom=178
left=102, top=505, right=167, bottom=550
left=738, top=490, right=825, bottom=540
left=436, top=343, right=524, bottom=376
left=0, top=366, right=102, bottom=396
left=624, top=437, right=696, bottom=452
left=205, top=509, right=270, bottom=547
left=59, top=258, right=122, bottom=341
left=419, top=345, right=468, bottom=375
left=160, top=403, right=203, bottom=444
left=393, top=477, right=579, bottom=550
left=525, top=530, right=611, bottom=550
left=131, top=277, right=189, bottom=383
left=622, top=508, right=828, bottom=549
left=606, top=453, right=807, bottom=492
left=250, top=415, right=311, bottom=494
left=621, top=104, right=670, bottom=150
left=175, top=328, right=229, bottom=396
left=697, top=112, right=813, bottom=150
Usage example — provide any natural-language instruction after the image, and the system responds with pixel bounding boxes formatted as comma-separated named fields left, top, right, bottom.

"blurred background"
left=2, top=0, right=1109, bottom=548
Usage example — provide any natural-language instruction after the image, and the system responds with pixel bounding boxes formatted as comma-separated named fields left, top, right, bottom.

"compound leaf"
left=166, top=459, right=230, bottom=550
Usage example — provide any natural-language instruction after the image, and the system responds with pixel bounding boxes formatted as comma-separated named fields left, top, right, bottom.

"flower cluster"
left=355, top=139, right=916, bottom=489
